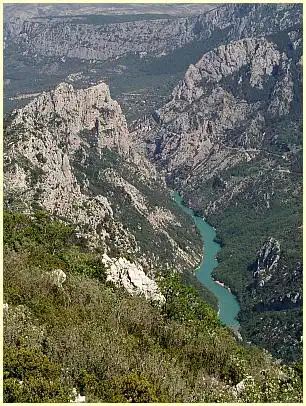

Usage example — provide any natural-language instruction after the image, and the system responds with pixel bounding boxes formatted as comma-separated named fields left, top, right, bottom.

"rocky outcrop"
left=254, top=292, right=302, bottom=312
left=172, top=38, right=282, bottom=100
left=102, top=254, right=165, bottom=303
left=249, top=240, right=302, bottom=312
left=252, top=237, right=280, bottom=287
left=70, top=388, right=86, bottom=403
left=4, top=82, right=138, bottom=253
left=49, top=269, right=67, bottom=288
left=135, top=32, right=301, bottom=217
left=9, top=82, right=131, bottom=155
left=3, top=82, right=159, bottom=249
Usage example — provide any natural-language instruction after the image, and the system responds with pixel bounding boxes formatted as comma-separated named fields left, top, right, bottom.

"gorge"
left=3, top=3, right=303, bottom=403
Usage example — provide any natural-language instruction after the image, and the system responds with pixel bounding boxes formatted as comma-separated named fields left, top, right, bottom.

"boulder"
left=49, top=268, right=67, bottom=288
left=102, top=254, right=165, bottom=303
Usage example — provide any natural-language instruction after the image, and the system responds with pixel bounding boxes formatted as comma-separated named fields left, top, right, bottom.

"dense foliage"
left=3, top=211, right=303, bottom=402
left=176, top=115, right=303, bottom=362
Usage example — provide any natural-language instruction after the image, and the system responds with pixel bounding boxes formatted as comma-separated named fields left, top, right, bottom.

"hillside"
left=4, top=79, right=303, bottom=403
left=4, top=81, right=218, bottom=307
left=3, top=210, right=302, bottom=402
left=136, top=30, right=302, bottom=362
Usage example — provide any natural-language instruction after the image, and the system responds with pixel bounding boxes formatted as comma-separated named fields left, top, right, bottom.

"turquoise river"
left=174, top=192, right=240, bottom=328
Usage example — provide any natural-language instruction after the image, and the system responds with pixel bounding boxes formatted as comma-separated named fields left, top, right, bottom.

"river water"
left=174, top=192, right=240, bottom=328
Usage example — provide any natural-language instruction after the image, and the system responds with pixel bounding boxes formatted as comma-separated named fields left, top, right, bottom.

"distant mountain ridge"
left=5, top=4, right=301, bottom=62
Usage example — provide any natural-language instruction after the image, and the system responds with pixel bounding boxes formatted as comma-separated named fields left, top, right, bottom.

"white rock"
left=105, top=257, right=165, bottom=303
left=4, top=81, right=153, bottom=254
left=70, top=388, right=86, bottom=403
left=50, top=269, right=67, bottom=288
left=235, top=379, right=246, bottom=394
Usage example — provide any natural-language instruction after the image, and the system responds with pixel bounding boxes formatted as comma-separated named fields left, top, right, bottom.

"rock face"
left=139, top=35, right=300, bottom=199
left=102, top=254, right=165, bottom=303
left=9, top=82, right=131, bottom=155
left=253, top=237, right=280, bottom=287
left=250, top=241, right=302, bottom=312
left=4, top=4, right=301, bottom=62
left=4, top=81, right=204, bottom=301
left=172, top=38, right=282, bottom=97
left=4, top=82, right=135, bottom=251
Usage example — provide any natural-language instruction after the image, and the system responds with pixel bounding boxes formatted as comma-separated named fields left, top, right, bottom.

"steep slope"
left=136, top=31, right=302, bottom=362
left=3, top=5, right=304, bottom=401
left=5, top=80, right=303, bottom=405
left=3, top=210, right=303, bottom=402
left=4, top=81, right=217, bottom=306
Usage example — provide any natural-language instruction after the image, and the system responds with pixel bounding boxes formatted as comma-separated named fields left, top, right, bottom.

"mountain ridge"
left=4, top=81, right=212, bottom=305
left=5, top=4, right=301, bottom=62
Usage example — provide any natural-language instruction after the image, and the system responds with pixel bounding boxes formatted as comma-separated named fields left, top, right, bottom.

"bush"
left=3, top=346, right=73, bottom=402
left=103, top=372, right=168, bottom=402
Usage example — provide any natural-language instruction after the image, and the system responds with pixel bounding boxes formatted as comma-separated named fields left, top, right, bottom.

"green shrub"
left=4, top=346, right=73, bottom=402
left=3, top=210, right=303, bottom=402
left=103, top=372, right=169, bottom=402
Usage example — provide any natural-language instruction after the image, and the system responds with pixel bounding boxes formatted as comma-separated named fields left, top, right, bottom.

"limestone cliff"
left=249, top=239, right=302, bottom=312
left=4, top=81, right=204, bottom=300
left=137, top=34, right=301, bottom=216
left=252, top=237, right=280, bottom=287
left=4, top=83, right=137, bottom=253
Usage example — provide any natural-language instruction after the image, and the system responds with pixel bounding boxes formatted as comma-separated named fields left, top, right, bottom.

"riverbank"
left=214, top=279, right=232, bottom=293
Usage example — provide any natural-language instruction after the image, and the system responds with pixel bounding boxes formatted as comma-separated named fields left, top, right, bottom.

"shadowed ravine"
left=173, top=192, right=240, bottom=328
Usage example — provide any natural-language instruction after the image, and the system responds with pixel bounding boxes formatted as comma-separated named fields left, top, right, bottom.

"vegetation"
left=4, top=346, right=73, bottom=402
left=71, top=143, right=217, bottom=308
left=3, top=210, right=303, bottom=402
left=173, top=114, right=303, bottom=362
left=208, top=151, right=302, bottom=361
